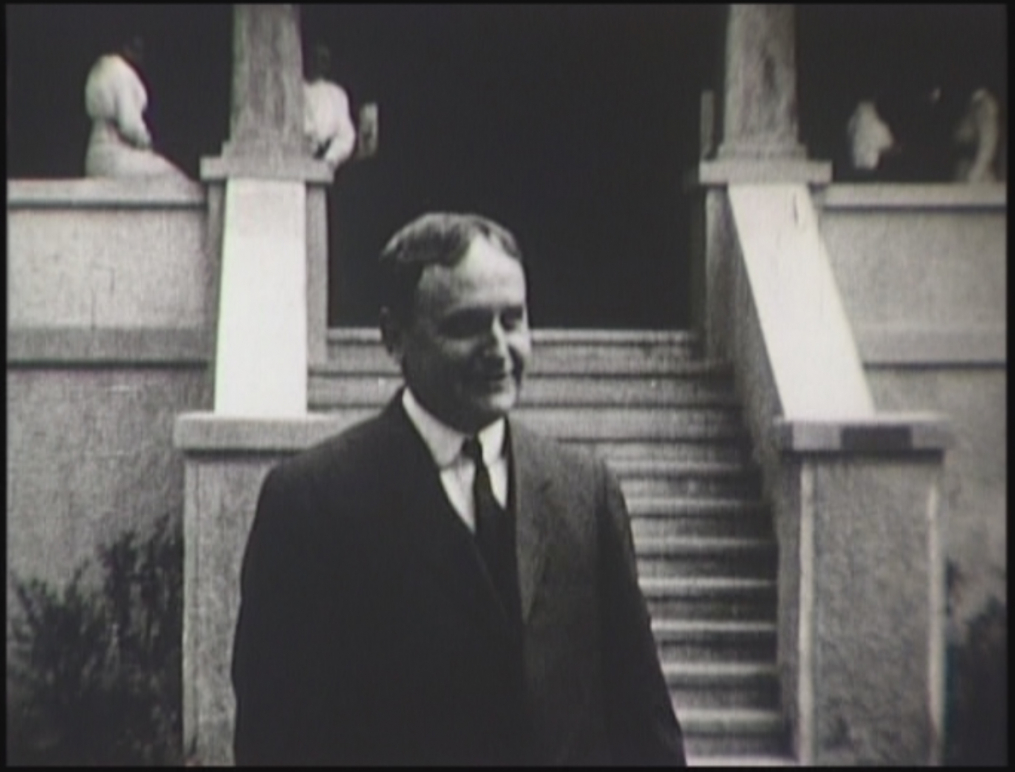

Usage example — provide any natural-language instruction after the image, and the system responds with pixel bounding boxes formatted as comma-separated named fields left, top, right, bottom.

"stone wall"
left=6, top=179, right=214, bottom=630
left=703, top=177, right=955, bottom=763
left=816, top=183, right=1007, bottom=639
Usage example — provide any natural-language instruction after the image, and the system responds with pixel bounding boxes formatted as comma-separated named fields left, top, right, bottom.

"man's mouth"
left=472, top=371, right=515, bottom=390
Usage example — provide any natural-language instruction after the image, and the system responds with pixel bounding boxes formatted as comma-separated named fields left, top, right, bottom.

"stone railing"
left=816, top=183, right=1007, bottom=658
left=7, top=178, right=214, bottom=627
left=703, top=180, right=952, bottom=764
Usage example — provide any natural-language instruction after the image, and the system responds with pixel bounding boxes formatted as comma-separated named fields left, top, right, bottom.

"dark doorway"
left=7, top=5, right=722, bottom=331
left=302, top=5, right=723, bottom=329
left=797, top=5, right=1007, bottom=182
left=6, top=4, right=232, bottom=181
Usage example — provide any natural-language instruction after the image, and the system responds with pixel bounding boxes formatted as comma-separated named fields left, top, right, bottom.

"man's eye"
left=501, top=309, right=526, bottom=330
left=441, top=315, right=484, bottom=337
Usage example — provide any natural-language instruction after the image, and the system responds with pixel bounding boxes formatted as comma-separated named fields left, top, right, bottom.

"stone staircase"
left=310, top=328, right=793, bottom=766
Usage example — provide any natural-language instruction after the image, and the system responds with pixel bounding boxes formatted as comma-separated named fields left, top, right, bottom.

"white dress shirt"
left=401, top=389, right=508, bottom=532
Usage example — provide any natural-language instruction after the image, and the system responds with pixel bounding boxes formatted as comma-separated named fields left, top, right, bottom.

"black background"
left=6, top=5, right=1005, bottom=328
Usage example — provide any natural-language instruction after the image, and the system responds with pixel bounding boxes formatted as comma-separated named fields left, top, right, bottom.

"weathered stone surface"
left=213, top=178, right=307, bottom=416
left=183, top=452, right=281, bottom=766
left=820, top=190, right=1006, bottom=334
left=7, top=366, right=211, bottom=616
left=809, top=457, right=944, bottom=764
left=718, top=5, right=806, bottom=159
left=8, top=182, right=209, bottom=330
left=867, top=369, right=1007, bottom=636
left=223, top=4, right=305, bottom=159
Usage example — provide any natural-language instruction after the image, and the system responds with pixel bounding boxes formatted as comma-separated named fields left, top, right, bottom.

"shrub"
left=7, top=512, right=183, bottom=765
left=945, top=594, right=1007, bottom=766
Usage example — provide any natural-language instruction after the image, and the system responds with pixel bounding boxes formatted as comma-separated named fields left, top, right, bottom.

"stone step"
left=651, top=620, right=778, bottom=663
left=665, top=662, right=781, bottom=710
left=575, top=439, right=754, bottom=466
left=679, top=708, right=789, bottom=758
left=636, top=536, right=778, bottom=578
left=640, top=577, right=777, bottom=620
left=324, top=328, right=703, bottom=374
left=686, top=754, right=795, bottom=766
left=613, top=460, right=762, bottom=499
left=308, top=370, right=739, bottom=409
left=629, top=498, right=771, bottom=539
left=307, top=404, right=744, bottom=442
left=686, top=753, right=797, bottom=767
left=513, top=407, right=744, bottom=441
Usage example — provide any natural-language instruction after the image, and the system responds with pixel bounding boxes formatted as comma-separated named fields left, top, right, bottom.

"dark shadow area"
left=797, top=5, right=1007, bottom=183
left=303, top=5, right=724, bottom=329
left=6, top=4, right=232, bottom=181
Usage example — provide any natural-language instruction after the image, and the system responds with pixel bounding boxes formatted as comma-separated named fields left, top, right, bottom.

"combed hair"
left=378, top=212, right=523, bottom=322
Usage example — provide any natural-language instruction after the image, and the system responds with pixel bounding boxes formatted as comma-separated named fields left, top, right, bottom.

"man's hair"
left=378, top=212, right=523, bottom=322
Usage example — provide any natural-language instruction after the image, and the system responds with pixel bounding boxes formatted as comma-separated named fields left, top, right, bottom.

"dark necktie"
left=461, top=436, right=515, bottom=613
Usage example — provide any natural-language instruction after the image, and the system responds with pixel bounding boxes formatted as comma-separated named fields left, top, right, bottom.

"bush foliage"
left=945, top=595, right=1007, bottom=766
left=7, top=513, right=183, bottom=766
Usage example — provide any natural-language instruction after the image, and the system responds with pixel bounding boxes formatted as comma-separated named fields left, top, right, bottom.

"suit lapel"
left=508, top=420, right=553, bottom=625
left=383, top=398, right=512, bottom=635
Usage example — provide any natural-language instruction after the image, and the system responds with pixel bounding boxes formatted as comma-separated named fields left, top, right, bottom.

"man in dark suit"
left=231, top=212, right=686, bottom=765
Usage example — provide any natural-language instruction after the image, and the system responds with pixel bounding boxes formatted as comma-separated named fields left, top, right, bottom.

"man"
left=83, top=35, right=188, bottom=179
left=303, top=43, right=357, bottom=171
left=232, top=213, right=685, bottom=765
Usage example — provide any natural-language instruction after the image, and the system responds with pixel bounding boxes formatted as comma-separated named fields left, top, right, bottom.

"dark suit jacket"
left=232, top=396, right=685, bottom=765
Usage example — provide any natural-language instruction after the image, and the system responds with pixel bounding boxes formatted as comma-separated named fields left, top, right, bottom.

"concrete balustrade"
left=6, top=178, right=214, bottom=633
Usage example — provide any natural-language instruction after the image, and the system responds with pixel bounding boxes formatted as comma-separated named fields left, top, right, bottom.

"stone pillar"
left=718, top=4, right=806, bottom=160
left=773, top=418, right=951, bottom=764
left=201, top=4, right=332, bottom=416
left=685, top=4, right=831, bottom=358
left=224, top=5, right=304, bottom=160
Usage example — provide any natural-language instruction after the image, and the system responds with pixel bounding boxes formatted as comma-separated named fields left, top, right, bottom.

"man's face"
left=388, top=236, right=532, bottom=434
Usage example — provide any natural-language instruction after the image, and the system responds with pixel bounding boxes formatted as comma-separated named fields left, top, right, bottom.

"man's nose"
left=485, top=318, right=510, bottom=357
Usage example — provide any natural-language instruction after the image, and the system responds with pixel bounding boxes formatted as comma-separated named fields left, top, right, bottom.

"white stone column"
left=201, top=4, right=332, bottom=417
left=685, top=5, right=831, bottom=358
left=718, top=4, right=805, bottom=160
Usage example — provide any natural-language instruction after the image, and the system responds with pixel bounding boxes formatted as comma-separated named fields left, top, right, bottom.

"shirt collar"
left=401, top=388, right=505, bottom=469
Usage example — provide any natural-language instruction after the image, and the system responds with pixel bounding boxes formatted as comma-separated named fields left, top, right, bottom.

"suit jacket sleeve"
left=232, top=466, right=308, bottom=765
left=232, top=464, right=362, bottom=765
left=596, top=459, right=687, bottom=766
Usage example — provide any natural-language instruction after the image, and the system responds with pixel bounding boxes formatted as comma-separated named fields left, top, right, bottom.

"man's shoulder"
left=509, top=418, right=608, bottom=477
left=268, top=407, right=402, bottom=491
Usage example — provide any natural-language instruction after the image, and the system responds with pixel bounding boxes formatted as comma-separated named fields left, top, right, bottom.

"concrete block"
left=213, top=179, right=307, bottom=416
left=7, top=181, right=209, bottom=330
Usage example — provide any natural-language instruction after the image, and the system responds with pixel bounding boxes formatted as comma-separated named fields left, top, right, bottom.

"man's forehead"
left=423, top=236, right=523, bottom=284
left=413, top=237, right=526, bottom=313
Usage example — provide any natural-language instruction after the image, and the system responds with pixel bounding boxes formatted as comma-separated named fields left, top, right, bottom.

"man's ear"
left=379, top=307, right=405, bottom=365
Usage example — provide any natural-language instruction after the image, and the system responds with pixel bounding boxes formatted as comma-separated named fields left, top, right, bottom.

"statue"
left=846, top=99, right=896, bottom=176
left=953, top=87, right=1003, bottom=183
left=303, top=44, right=357, bottom=171
left=83, top=35, right=189, bottom=180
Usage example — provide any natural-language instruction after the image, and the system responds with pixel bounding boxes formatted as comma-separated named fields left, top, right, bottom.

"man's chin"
left=463, top=389, right=518, bottom=427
